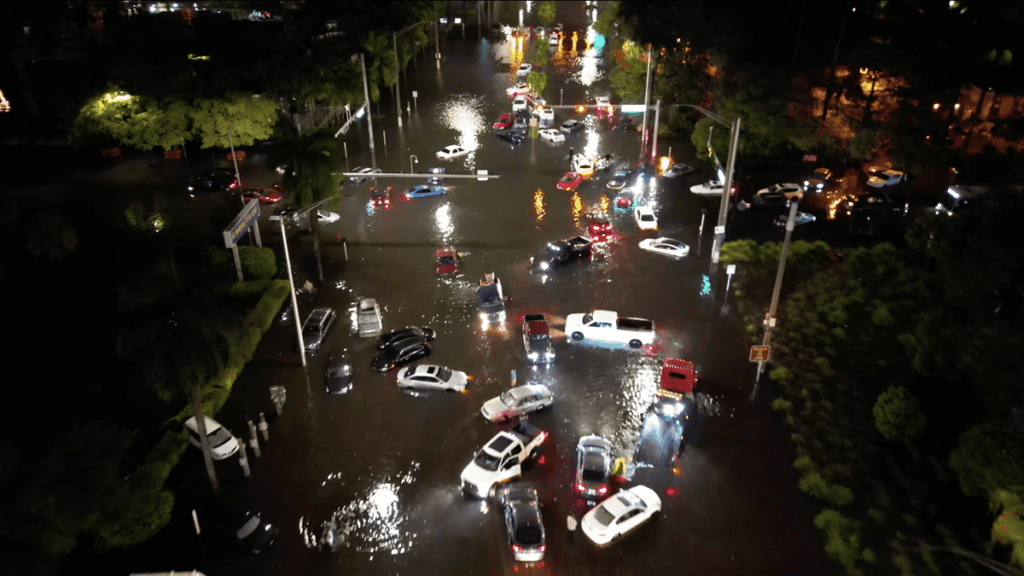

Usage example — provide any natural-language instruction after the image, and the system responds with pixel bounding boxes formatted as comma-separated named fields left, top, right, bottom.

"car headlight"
left=540, top=262, right=549, bottom=270
left=545, top=351, right=555, bottom=359
left=528, top=352, right=539, bottom=360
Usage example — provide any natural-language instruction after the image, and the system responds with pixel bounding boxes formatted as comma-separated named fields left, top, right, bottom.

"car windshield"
left=662, top=240, right=681, bottom=247
left=593, top=505, right=616, bottom=526
left=561, top=175, right=574, bottom=182
left=437, top=256, right=455, bottom=265
left=208, top=427, right=234, bottom=448
left=437, top=367, right=452, bottom=381
left=474, top=451, right=501, bottom=471
left=530, top=333, right=548, bottom=342
left=235, top=516, right=260, bottom=540
left=499, top=390, right=517, bottom=405
left=582, top=467, right=606, bottom=482
left=641, top=214, right=654, bottom=221
left=303, top=326, right=320, bottom=338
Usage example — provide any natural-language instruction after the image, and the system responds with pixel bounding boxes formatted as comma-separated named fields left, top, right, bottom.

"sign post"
left=222, top=199, right=261, bottom=282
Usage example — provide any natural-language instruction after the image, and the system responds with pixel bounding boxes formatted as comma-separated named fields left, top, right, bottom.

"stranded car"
left=689, top=179, right=736, bottom=196
left=356, top=298, right=383, bottom=337
left=606, top=167, right=633, bottom=190
left=435, top=246, right=461, bottom=275
left=397, top=364, right=468, bottom=392
left=493, top=113, right=514, bottom=129
left=369, top=186, right=391, bottom=208
left=185, top=416, right=240, bottom=460
left=376, top=326, right=436, bottom=350
left=501, top=485, right=546, bottom=562
left=189, top=170, right=239, bottom=197
left=436, top=145, right=471, bottom=160
left=530, top=236, right=593, bottom=272
left=557, top=171, right=583, bottom=191
left=372, top=337, right=431, bottom=373
left=211, top=503, right=279, bottom=554
left=774, top=212, right=816, bottom=228
left=302, top=307, right=337, bottom=352
left=348, top=166, right=382, bottom=184
left=867, top=168, right=906, bottom=188
left=539, top=128, right=565, bottom=143
left=587, top=215, right=614, bottom=243
left=580, top=486, right=661, bottom=546
left=325, top=352, right=353, bottom=394
left=481, top=384, right=554, bottom=422
left=405, top=184, right=446, bottom=199
left=241, top=187, right=282, bottom=204
left=663, top=163, right=695, bottom=178
left=634, top=205, right=658, bottom=230
left=560, top=119, right=584, bottom=134
left=639, top=237, right=690, bottom=258
left=756, top=182, right=804, bottom=200
left=506, top=83, right=532, bottom=97
left=426, top=167, right=447, bottom=184
left=575, top=435, right=613, bottom=500
left=517, top=63, right=532, bottom=76
left=522, top=314, right=555, bottom=364
left=803, top=167, right=833, bottom=192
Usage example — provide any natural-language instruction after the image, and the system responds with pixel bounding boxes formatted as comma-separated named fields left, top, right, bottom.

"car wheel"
left=536, top=403, right=546, bottom=413
left=446, top=387, right=457, bottom=393
left=571, top=331, right=584, bottom=340
left=629, top=339, right=642, bottom=348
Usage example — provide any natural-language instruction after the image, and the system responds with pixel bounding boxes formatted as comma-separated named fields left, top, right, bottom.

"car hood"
left=371, top=353, right=395, bottom=372
left=461, top=459, right=498, bottom=488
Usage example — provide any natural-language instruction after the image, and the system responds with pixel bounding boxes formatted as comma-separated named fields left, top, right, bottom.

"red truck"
left=653, top=358, right=697, bottom=421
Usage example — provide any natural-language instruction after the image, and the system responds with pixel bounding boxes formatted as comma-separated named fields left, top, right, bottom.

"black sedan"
left=372, top=336, right=431, bottom=373
left=212, top=503, right=278, bottom=553
left=325, top=352, right=353, bottom=394
left=188, top=170, right=239, bottom=197
left=500, top=485, right=546, bottom=562
left=575, top=435, right=613, bottom=501
left=497, top=131, right=525, bottom=145
left=376, top=326, right=436, bottom=350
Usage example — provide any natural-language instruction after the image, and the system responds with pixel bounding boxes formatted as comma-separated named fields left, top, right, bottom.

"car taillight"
left=575, top=482, right=586, bottom=492
left=229, top=181, right=238, bottom=189
left=537, top=545, right=546, bottom=552
left=512, top=544, right=522, bottom=552
left=598, top=485, right=608, bottom=494
left=405, top=193, right=411, bottom=200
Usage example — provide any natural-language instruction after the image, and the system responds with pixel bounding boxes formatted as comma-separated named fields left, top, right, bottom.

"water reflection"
left=301, top=464, right=419, bottom=554
left=434, top=202, right=454, bottom=242
left=570, top=192, right=583, bottom=227
left=533, top=188, right=546, bottom=222
left=436, top=94, right=485, bottom=170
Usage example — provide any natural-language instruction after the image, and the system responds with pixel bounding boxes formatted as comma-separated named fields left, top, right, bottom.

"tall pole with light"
left=269, top=213, right=307, bottom=367
left=393, top=22, right=427, bottom=128
left=359, top=54, right=378, bottom=169
left=227, top=126, right=260, bottom=246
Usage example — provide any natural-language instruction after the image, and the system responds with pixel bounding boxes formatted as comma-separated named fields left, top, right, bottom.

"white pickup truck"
left=460, top=421, right=547, bottom=498
left=564, top=309, right=655, bottom=348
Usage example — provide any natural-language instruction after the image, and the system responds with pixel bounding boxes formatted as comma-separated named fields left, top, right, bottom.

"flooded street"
left=125, top=7, right=837, bottom=576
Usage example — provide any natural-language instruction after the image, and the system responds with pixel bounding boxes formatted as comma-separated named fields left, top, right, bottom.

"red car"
left=435, top=246, right=461, bottom=276
left=493, top=113, right=514, bottom=129
left=370, top=186, right=392, bottom=208
left=241, top=187, right=282, bottom=204
left=556, top=171, right=583, bottom=191
left=587, top=216, right=614, bottom=243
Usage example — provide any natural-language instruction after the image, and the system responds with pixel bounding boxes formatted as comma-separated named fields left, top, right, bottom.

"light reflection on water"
left=301, top=463, right=420, bottom=554
left=436, top=94, right=486, bottom=171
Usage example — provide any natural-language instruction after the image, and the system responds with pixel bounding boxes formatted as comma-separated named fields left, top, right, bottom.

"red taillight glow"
left=512, top=544, right=522, bottom=552
left=575, top=482, right=586, bottom=492
left=405, top=193, right=411, bottom=200
left=537, top=545, right=546, bottom=552
left=598, top=485, right=608, bottom=494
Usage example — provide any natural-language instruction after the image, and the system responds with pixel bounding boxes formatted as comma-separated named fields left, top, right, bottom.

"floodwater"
left=103, top=5, right=838, bottom=576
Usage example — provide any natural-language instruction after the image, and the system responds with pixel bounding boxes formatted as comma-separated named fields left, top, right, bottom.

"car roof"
left=309, top=307, right=333, bottom=320
left=410, top=364, right=442, bottom=376
left=389, top=336, right=426, bottom=351
left=435, top=246, right=456, bottom=256
left=185, top=415, right=223, bottom=433
left=526, top=320, right=549, bottom=335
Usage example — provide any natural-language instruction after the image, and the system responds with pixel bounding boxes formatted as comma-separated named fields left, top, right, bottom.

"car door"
left=616, top=508, right=643, bottom=535
left=498, top=453, right=522, bottom=483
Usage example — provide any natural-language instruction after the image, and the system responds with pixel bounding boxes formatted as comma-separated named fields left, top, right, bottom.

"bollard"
left=342, top=238, right=348, bottom=261
left=248, top=421, right=260, bottom=457
left=259, top=413, right=269, bottom=441
left=238, top=444, right=250, bottom=477
left=511, top=369, right=517, bottom=387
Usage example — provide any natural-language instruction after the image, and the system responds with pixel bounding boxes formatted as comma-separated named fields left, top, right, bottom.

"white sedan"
left=756, top=182, right=804, bottom=200
left=436, top=145, right=471, bottom=160
left=581, top=486, right=661, bottom=546
left=300, top=209, right=340, bottom=224
left=396, top=364, right=468, bottom=392
left=690, top=180, right=730, bottom=195
left=506, top=83, right=532, bottom=97
left=539, top=129, right=565, bottom=143
left=639, top=237, right=689, bottom=258
left=517, top=63, right=532, bottom=76
left=512, top=96, right=530, bottom=112
left=480, top=384, right=553, bottom=422
left=534, top=105, right=555, bottom=123
left=634, top=205, right=658, bottom=230
left=572, top=156, right=595, bottom=176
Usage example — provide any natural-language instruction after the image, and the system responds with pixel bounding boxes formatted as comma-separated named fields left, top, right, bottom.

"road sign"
left=803, top=154, right=817, bottom=162
left=749, top=345, right=771, bottom=362
left=726, top=264, right=736, bottom=275
left=477, top=169, right=489, bottom=181
left=714, top=225, right=725, bottom=235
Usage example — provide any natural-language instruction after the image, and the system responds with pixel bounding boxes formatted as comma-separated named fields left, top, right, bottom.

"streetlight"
left=409, top=154, right=418, bottom=174
left=393, top=21, right=428, bottom=128
left=675, top=104, right=742, bottom=265
left=269, top=212, right=307, bottom=367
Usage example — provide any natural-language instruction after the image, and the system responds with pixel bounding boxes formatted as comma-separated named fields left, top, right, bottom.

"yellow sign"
left=749, top=345, right=771, bottom=362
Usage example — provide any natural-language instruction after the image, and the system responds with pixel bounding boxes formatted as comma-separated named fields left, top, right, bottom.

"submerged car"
left=501, top=485, right=546, bottom=562
left=302, top=307, right=337, bottom=352
left=587, top=215, right=614, bottom=243
left=241, top=187, right=282, bottom=204
left=481, top=384, right=554, bottom=422
left=184, top=416, right=240, bottom=460
left=557, top=171, right=583, bottom=191
left=356, top=298, right=383, bottom=337
left=639, top=237, right=689, bottom=258
left=405, top=184, right=446, bottom=199
left=372, top=337, right=431, bottom=373
left=803, top=167, right=833, bottom=192
left=325, top=352, right=353, bottom=394
left=575, top=435, right=613, bottom=500
left=211, top=503, right=279, bottom=553
left=634, top=205, right=658, bottom=230
left=580, top=486, right=661, bottom=546
left=539, top=128, right=565, bottom=143
left=435, top=246, right=461, bottom=275
left=369, top=186, right=392, bottom=208
left=396, top=364, right=468, bottom=392
left=189, top=170, right=239, bottom=197
left=376, top=326, right=436, bottom=350
left=756, top=183, right=804, bottom=200
left=436, top=145, right=471, bottom=160
left=663, top=163, right=695, bottom=178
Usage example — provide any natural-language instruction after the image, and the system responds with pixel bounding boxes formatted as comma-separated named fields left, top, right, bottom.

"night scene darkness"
left=2, top=1, right=1024, bottom=576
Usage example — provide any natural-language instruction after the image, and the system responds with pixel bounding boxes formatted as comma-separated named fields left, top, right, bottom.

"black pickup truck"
left=530, top=236, right=593, bottom=272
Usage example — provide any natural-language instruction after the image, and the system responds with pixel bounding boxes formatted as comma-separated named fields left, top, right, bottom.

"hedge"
left=95, top=279, right=290, bottom=548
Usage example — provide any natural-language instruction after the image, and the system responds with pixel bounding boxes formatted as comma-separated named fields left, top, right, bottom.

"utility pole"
left=360, top=53, right=378, bottom=168
left=394, top=33, right=403, bottom=127
left=711, top=116, right=741, bottom=264
left=640, top=46, right=654, bottom=163
left=435, top=19, right=441, bottom=69
left=752, top=199, right=801, bottom=399
left=651, top=99, right=661, bottom=163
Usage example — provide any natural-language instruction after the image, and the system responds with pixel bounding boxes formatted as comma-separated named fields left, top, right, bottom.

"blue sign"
left=223, top=199, right=261, bottom=248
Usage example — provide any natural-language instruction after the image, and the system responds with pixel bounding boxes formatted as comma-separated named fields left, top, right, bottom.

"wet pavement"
left=107, top=6, right=839, bottom=576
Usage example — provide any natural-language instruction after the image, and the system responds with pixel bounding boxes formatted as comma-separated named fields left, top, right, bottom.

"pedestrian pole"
left=752, top=199, right=800, bottom=400
left=258, top=413, right=269, bottom=441
left=248, top=421, right=261, bottom=457
left=238, top=444, right=250, bottom=477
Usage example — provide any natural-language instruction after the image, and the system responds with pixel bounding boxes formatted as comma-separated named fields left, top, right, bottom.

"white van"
left=184, top=416, right=240, bottom=460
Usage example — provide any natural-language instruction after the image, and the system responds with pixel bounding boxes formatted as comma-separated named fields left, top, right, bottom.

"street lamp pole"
left=359, top=53, right=378, bottom=169
left=271, top=216, right=307, bottom=367
left=435, top=19, right=441, bottom=69
left=640, top=46, right=654, bottom=162
left=409, top=154, right=418, bottom=173
left=393, top=22, right=427, bottom=128
left=752, top=199, right=800, bottom=399
left=712, top=116, right=741, bottom=264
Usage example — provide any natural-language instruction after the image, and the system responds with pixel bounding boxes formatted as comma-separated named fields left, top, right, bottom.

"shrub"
left=228, top=279, right=275, bottom=301
left=772, top=398, right=793, bottom=413
left=873, top=386, right=927, bottom=443
left=208, top=245, right=277, bottom=281
left=800, top=473, right=855, bottom=506
left=794, top=456, right=817, bottom=473
left=814, top=509, right=863, bottom=574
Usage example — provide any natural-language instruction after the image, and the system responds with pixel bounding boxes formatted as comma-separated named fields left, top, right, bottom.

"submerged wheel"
left=571, top=331, right=584, bottom=340
left=629, top=339, right=642, bottom=348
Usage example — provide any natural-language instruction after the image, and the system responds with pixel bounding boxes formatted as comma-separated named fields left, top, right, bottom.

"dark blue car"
left=404, top=184, right=447, bottom=199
